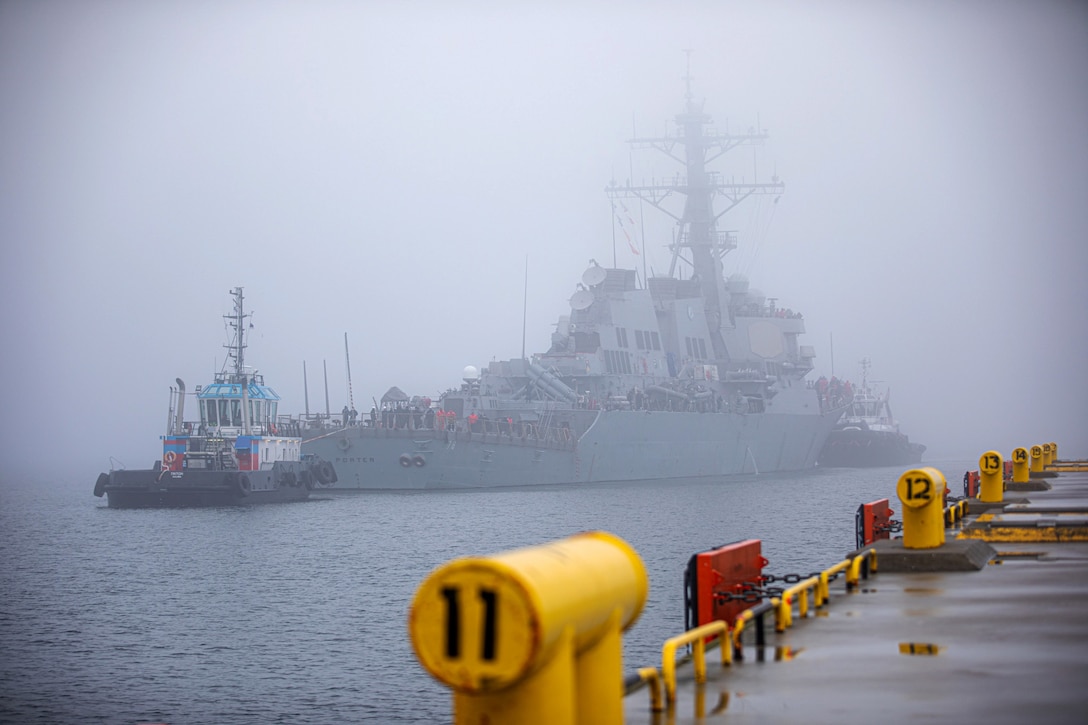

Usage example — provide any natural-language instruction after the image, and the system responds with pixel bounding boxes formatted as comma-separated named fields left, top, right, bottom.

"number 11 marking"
left=441, top=585, right=499, bottom=662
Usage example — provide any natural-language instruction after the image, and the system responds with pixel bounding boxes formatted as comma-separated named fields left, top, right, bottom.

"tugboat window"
left=231, top=400, right=242, bottom=427
left=205, top=399, right=218, bottom=426
left=219, top=400, right=230, bottom=427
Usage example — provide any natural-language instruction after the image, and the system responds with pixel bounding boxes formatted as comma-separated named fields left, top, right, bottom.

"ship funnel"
left=174, top=378, right=186, bottom=435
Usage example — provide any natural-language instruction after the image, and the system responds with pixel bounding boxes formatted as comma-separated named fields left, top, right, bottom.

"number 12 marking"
left=441, top=586, right=499, bottom=661
left=906, top=477, right=932, bottom=501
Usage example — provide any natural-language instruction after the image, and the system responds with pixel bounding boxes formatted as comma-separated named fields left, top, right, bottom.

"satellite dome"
left=462, top=365, right=479, bottom=382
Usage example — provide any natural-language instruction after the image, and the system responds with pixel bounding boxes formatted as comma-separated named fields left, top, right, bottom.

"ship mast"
left=224, top=286, right=249, bottom=383
left=606, top=51, right=784, bottom=362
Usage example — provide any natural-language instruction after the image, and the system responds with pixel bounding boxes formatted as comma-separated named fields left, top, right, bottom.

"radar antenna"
left=605, top=51, right=785, bottom=362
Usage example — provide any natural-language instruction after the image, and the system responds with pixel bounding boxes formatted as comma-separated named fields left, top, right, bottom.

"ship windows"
left=634, top=329, right=660, bottom=351
left=205, top=399, right=218, bottom=426
left=685, top=337, right=708, bottom=360
left=231, top=400, right=242, bottom=427
left=219, top=400, right=230, bottom=427
left=603, top=350, right=633, bottom=375
left=615, top=327, right=629, bottom=348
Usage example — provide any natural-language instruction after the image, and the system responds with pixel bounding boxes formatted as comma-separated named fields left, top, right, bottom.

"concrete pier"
left=624, top=469, right=1088, bottom=724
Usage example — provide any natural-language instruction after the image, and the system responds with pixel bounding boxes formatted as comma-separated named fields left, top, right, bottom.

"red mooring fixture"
left=683, top=539, right=767, bottom=633
left=855, top=498, right=895, bottom=549
left=963, top=470, right=981, bottom=498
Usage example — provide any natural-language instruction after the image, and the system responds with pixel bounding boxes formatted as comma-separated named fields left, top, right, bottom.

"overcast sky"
left=2, top=0, right=1085, bottom=482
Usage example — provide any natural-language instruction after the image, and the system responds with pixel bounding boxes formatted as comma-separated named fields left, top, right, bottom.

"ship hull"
left=817, top=428, right=925, bottom=468
left=304, top=410, right=842, bottom=490
left=97, top=461, right=320, bottom=508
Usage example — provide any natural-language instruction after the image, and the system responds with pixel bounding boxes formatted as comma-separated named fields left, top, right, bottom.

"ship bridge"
left=196, top=375, right=280, bottom=431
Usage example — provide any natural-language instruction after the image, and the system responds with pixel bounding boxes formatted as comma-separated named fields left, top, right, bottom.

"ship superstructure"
left=304, top=70, right=841, bottom=489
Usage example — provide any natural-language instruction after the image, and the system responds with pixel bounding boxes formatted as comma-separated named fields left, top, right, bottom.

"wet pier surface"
left=625, top=469, right=1088, bottom=724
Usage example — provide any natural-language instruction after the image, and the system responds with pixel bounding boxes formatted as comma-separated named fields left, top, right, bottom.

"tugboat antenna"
left=323, top=360, right=330, bottom=417
left=521, top=255, right=528, bottom=360
left=224, top=286, right=249, bottom=382
left=344, top=333, right=354, bottom=409
left=303, top=360, right=310, bottom=417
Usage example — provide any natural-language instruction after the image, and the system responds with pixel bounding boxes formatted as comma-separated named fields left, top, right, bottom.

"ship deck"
left=623, top=468, right=1088, bottom=724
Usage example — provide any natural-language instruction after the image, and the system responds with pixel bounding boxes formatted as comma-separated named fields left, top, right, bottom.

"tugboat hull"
left=817, top=428, right=925, bottom=468
left=97, top=461, right=335, bottom=509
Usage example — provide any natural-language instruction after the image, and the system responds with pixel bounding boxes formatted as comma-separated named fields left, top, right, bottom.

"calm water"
left=0, top=460, right=972, bottom=724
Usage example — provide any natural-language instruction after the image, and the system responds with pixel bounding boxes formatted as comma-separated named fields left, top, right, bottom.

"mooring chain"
left=713, top=570, right=842, bottom=603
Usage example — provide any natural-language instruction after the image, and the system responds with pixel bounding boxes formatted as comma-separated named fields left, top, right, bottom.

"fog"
left=2, top=0, right=1085, bottom=483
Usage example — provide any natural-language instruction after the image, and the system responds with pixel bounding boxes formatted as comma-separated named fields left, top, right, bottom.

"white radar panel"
left=569, top=290, right=594, bottom=311
left=582, top=265, right=607, bottom=287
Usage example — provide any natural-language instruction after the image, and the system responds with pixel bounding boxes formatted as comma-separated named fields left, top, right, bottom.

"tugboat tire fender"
left=319, top=460, right=337, bottom=484
left=399, top=454, right=412, bottom=468
left=93, top=473, right=109, bottom=498
left=301, top=470, right=315, bottom=490
left=239, top=474, right=252, bottom=494
left=312, top=461, right=334, bottom=485
left=412, top=455, right=426, bottom=467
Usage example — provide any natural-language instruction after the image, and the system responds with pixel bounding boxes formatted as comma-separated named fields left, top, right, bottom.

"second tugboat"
left=93, top=287, right=336, bottom=508
left=817, top=358, right=926, bottom=468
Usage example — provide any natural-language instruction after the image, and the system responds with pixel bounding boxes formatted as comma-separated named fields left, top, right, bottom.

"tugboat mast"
left=224, top=286, right=249, bottom=384
left=606, top=51, right=785, bottom=363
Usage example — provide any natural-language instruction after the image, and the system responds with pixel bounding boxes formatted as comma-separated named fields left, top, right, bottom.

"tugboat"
left=93, top=287, right=336, bottom=508
left=817, top=358, right=925, bottom=468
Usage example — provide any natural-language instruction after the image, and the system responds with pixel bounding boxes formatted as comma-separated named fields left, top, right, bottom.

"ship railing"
left=348, top=419, right=580, bottom=450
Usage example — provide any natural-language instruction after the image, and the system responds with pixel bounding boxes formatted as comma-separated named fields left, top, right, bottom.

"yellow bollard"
left=896, top=468, right=946, bottom=549
left=1052, top=442, right=1058, bottom=464
left=978, top=450, right=1003, bottom=503
left=408, top=531, right=648, bottom=725
left=1042, top=442, right=1054, bottom=467
left=1029, top=445, right=1044, bottom=473
left=1011, top=447, right=1030, bottom=483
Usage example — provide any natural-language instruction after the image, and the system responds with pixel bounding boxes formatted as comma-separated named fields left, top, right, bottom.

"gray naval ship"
left=304, top=76, right=843, bottom=490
